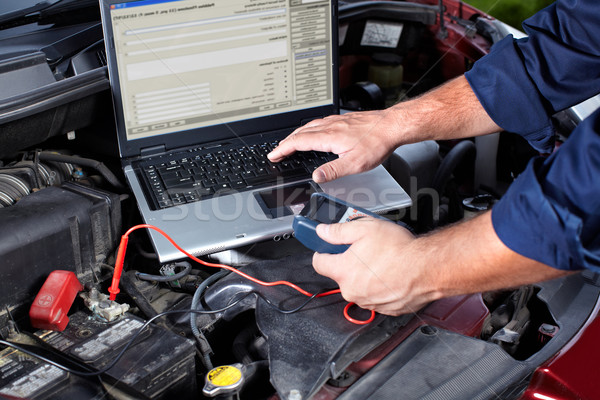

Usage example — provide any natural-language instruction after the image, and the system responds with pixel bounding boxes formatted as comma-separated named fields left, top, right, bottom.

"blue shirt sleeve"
left=465, top=0, right=600, bottom=272
left=465, top=0, right=600, bottom=153
left=491, top=108, right=600, bottom=272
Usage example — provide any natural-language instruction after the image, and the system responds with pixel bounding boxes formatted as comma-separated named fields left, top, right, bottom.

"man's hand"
left=311, top=212, right=573, bottom=316
left=313, top=218, right=439, bottom=316
left=268, top=76, right=501, bottom=183
left=268, top=109, right=402, bottom=183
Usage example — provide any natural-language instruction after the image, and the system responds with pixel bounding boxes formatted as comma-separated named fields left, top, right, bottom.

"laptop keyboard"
left=142, top=140, right=336, bottom=209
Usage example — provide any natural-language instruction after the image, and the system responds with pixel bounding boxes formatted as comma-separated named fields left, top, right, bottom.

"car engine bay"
left=1, top=1, right=599, bottom=399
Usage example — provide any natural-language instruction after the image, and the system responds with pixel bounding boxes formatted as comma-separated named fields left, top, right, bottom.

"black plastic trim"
left=0, top=66, right=109, bottom=124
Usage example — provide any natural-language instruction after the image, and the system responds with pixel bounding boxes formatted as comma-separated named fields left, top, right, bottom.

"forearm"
left=387, top=75, right=502, bottom=146
left=413, top=211, right=574, bottom=301
left=269, top=75, right=502, bottom=183
left=312, top=210, right=574, bottom=316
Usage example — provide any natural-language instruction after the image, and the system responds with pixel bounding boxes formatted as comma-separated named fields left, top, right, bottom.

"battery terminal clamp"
left=81, top=287, right=130, bottom=322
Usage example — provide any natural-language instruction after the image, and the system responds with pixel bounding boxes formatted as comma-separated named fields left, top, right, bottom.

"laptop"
left=100, top=0, right=411, bottom=262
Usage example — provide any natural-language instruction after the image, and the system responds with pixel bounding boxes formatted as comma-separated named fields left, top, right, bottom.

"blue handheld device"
left=293, top=193, right=385, bottom=254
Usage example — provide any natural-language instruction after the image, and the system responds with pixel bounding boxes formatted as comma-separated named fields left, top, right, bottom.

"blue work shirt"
left=465, top=0, right=600, bottom=272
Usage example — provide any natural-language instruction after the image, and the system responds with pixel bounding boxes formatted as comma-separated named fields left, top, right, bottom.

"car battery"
left=0, top=346, right=103, bottom=399
left=0, top=182, right=121, bottom=328
left=34, top=311, right=197, bottom=399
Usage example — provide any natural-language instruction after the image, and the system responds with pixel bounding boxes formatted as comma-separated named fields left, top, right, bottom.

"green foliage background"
left=463, top=0, right=555, bottom=29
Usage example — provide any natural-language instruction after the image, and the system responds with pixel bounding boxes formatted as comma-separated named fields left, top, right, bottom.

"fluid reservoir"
left=368, top=53, right=403, bottom=106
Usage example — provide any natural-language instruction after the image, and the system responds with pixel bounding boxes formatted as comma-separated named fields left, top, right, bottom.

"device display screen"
left=312, top=197, right=372, bottom=224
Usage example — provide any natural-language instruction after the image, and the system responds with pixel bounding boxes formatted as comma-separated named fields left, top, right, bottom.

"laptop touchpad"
left=254, top=181, right=316, bottom=219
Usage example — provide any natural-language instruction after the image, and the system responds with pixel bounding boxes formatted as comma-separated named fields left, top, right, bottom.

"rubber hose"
left=120, top=271, right=159, bottom=320
left=190, top=270, right=229, bottom=370
left=38, top=152, right=126, bottom=191
left=431, top=140, right=476, bottom=194
left=232, top=326, right=259, bottom=365
left=135, top=261, right=192, bottom=282
left=243, top=360, right=269, bottom=383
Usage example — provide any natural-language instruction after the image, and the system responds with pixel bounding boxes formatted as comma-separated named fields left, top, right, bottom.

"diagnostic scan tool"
left=293, top=193, right=385, bottom=254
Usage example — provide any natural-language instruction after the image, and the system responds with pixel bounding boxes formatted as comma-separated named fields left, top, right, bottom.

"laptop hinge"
left=140, top=145, right=166, bottom=158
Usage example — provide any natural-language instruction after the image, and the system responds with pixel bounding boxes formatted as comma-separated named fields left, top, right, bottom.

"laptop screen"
left=107, top=0, right=336, bottom=142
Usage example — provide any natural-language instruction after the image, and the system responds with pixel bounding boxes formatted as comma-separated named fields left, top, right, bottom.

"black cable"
left=253, top=290, right=321, bottom=314
left=33, top=150, right=42, bottom=189
left=0, top=292, right=255, bottom=377
left=0, top=289, right=329, bottom=378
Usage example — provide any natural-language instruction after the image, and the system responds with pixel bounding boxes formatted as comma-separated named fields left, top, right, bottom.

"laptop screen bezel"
left=100, top=0, right=340, bottom=159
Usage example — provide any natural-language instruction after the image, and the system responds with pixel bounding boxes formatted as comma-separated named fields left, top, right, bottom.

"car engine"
left=1, top=1, right=599, bottom=400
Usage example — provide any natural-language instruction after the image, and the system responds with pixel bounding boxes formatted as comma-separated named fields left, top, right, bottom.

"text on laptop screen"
left=109, top=0, right=334, bottom=140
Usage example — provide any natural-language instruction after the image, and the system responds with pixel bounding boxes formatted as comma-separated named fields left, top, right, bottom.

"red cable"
left=108, top=224, right=375, bottom=325
left=344, top=303, right=375, bottom=325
